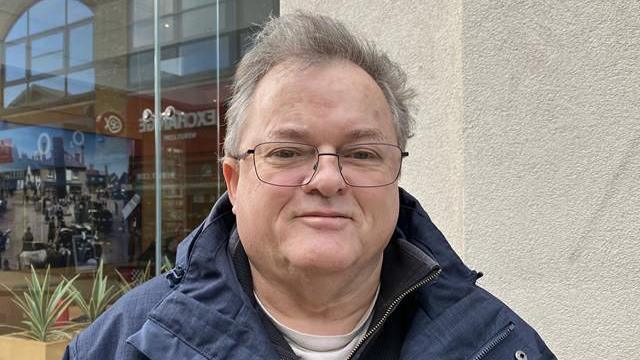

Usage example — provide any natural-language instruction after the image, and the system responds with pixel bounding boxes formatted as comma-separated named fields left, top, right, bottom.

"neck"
left=251, top=256, right=382, bottom=336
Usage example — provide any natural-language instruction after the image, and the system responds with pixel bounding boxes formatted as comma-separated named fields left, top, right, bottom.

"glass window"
left=0, top=0, right=277, bottom=348
left=3, top=84, right=27, bottom=107
left=30, top=76, right=66, bottom=103
left=132, top=20, right=154, bottom=48
left=182, top=0, right=212, bottom=10
left=161, top=47, right=182, bottom=77
left=69, top=23, right=94, bottom=66
left=128, top=51, right=154, bottom=85
left=181, top=6, right=217, bottom=38
left=67, top=69, right=95, bottom=94
left=67, top=0, right=94, bottom=22
left=3, top=0, right=95, bottom=108
left=160, top=16, right=176, bottom=43
left=5, top=43, right=27, bottom=82
left=132, top=0, right=154, bottom=21
left=31, top=76, right=65, bottom=93
left=29, top=0, right=66, bottom=35
left=132, top=0, right=174, bottom=21
left=180, top=37, right=232, bottom=75
left=31, top=53, right=64, bottom=76
left=31, top=32, right=64, bottom=58
left=5, top=14, right=27, bottom=41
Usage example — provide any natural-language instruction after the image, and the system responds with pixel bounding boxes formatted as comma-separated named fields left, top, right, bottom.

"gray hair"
left=223, top=12, right=416, bottom=156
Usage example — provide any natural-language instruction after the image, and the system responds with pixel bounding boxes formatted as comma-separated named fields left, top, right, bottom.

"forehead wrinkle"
left=264, top=126, right=390, bottom=145
left=266, top=127, right=310, bottom=142
left=345, top=128, right=389, bottom=143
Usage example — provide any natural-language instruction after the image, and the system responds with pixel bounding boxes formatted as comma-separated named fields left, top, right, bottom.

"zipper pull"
left=166, top=265, right=185, bottom=288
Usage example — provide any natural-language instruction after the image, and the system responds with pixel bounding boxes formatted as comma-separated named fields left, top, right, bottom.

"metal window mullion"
left=153, top=0, right=163, bottom=277
left=26, top=35, right=32, bottom=102
left=64, top=24, right=69, bottom=96
left=216, top=0, right=220, bottom=197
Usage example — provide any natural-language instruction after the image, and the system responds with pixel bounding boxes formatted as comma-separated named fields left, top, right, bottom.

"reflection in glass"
left=70, top=24, right=94, bottom=66
left=67, top=69, right=95, bottom=95
left=181, top=6, right=217, bottom=38
left=29, top=0, right=66, bottom=35
left=32, top=54, right=64, bottom=76
left=132, top=21, right=153, bottom=48
left=67, top=0, right=94, bottom=22
left=5, top=14, right=27, bottom=41
left=128, top=52, right=154, bottom=85
left=132, top=17, right=175, bottom=48
left=182, top=0, right=210, bottom=10
left=31, top=76, right=66, bottom=101
left=132, top=0, right=175, bottom=21
left=5, top=43, right=26, bottom=82
left=31, top=32, right=64, bottom=57
left=180, top=38, right=231, bottom=75
left=160, top=17, right=176, bottom=43
left=3, top=84, right=27, bottom=107
left=0, top=0, right=277, bottom=336
left=161, top=47, right=182, bottom=77
left=31, top=33, right=64, bottom=75
left=3, top=0, right=95, bottom=109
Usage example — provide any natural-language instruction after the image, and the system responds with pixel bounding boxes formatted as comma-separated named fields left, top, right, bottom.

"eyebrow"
left=266, top=128, right=309, bottom=141
left=266, top=127, right=390, bottom=143
left=344, top=128, right=389, bottom=143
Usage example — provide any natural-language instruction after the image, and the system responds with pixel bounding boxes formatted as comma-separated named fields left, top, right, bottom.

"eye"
left=351, top=151, right=375, bottom=159
left=342, top=147, right=382, bottom=161
left=268, top=148, right=302, bottom=158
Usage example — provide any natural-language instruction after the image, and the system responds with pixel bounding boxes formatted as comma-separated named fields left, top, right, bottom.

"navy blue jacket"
left=63, top=189, right=556, bottom=359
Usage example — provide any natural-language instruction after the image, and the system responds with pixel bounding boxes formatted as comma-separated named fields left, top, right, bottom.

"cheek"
left=234, top=177, right=292, bottom=234
left=359, top=188, right=399, bottom=236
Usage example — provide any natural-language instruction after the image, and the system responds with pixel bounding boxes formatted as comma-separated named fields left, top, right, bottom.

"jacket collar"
left=128, top=193, right=279, bottom=359
left=128, top=189, right=472, bottom=359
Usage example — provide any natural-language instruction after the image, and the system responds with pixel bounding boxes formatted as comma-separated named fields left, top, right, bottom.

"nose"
left=302, top=153, right=346, bottom=196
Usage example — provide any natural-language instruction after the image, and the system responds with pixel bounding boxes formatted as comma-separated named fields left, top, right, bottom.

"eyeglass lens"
left=252, top=142, right=403, bottom=187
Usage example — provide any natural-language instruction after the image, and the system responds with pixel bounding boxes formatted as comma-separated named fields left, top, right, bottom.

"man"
left=22, top=226, right=34, bottom=252
left=64, top=13, right=555, bottom=359
left=0, top=229, right=8, bottom=271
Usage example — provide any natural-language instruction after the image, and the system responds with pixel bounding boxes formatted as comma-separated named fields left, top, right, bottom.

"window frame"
left=2, top=0, right=95, bottom=109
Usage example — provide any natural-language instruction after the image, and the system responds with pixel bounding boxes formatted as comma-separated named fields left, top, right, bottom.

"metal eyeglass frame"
left=230, top=141, right=409, bottom=188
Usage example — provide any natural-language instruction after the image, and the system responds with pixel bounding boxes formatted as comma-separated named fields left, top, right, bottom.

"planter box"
left=0, top=333, right=69, bottom=360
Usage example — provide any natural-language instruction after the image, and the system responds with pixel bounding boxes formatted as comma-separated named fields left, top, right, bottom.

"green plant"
left=161, top=255, right=174, bottom=273
left=0, top=266, right=79, bottom=341
left=68, top=260, right=121, bottom=323
left=115, top=261, right=152, bottom=293
left=115, top=257, right=175, bottom=295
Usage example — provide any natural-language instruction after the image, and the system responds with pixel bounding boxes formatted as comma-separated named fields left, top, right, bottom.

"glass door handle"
left=142, top=106, right=180, bottom=124
left=161, top=106, right=177, bottom=118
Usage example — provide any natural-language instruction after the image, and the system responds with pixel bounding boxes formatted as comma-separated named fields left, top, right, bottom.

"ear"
left=222, top=158, right=240, bottom=209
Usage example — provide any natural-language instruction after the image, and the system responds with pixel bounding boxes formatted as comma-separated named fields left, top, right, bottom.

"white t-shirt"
left=254, top=286, right=379, bottom=360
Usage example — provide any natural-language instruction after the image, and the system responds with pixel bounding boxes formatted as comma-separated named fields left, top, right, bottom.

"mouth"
left=295, top=211, right=352, bottom=229
left=297, top=211, right=351, bottom=219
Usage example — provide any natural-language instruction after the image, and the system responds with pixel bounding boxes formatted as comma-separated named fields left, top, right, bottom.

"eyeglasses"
left=231, top=142, right=409, bottom=187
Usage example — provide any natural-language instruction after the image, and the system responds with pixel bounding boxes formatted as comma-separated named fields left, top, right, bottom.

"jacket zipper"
left=471, top=322, right=515, bottom=360
left=346, top=267, right=442, bottom=360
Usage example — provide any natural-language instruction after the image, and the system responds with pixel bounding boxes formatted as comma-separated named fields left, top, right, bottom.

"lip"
left=295, top=211, right=352, bottom=229
left=297, top=211, right=350, bottom=218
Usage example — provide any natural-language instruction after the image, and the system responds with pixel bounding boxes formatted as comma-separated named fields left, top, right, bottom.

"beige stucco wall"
left=282, top=0, right=466, bottom=253
left=282, top=1, right=640, bottom=359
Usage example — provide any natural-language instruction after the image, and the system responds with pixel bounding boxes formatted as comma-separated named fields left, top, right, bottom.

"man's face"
left=223, top=60, right=400, bottom=278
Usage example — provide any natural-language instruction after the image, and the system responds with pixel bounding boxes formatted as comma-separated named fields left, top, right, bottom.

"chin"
left=285, top=243, right=360, bottom=273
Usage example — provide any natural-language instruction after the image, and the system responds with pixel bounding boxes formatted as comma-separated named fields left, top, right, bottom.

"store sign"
left=97, top=111, right=125, bottom=134
left=122, top=193, right=141, bottom=220
left=0, top=138, right=12, bottom=164
left=138, top=109, right=217, bottom=133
